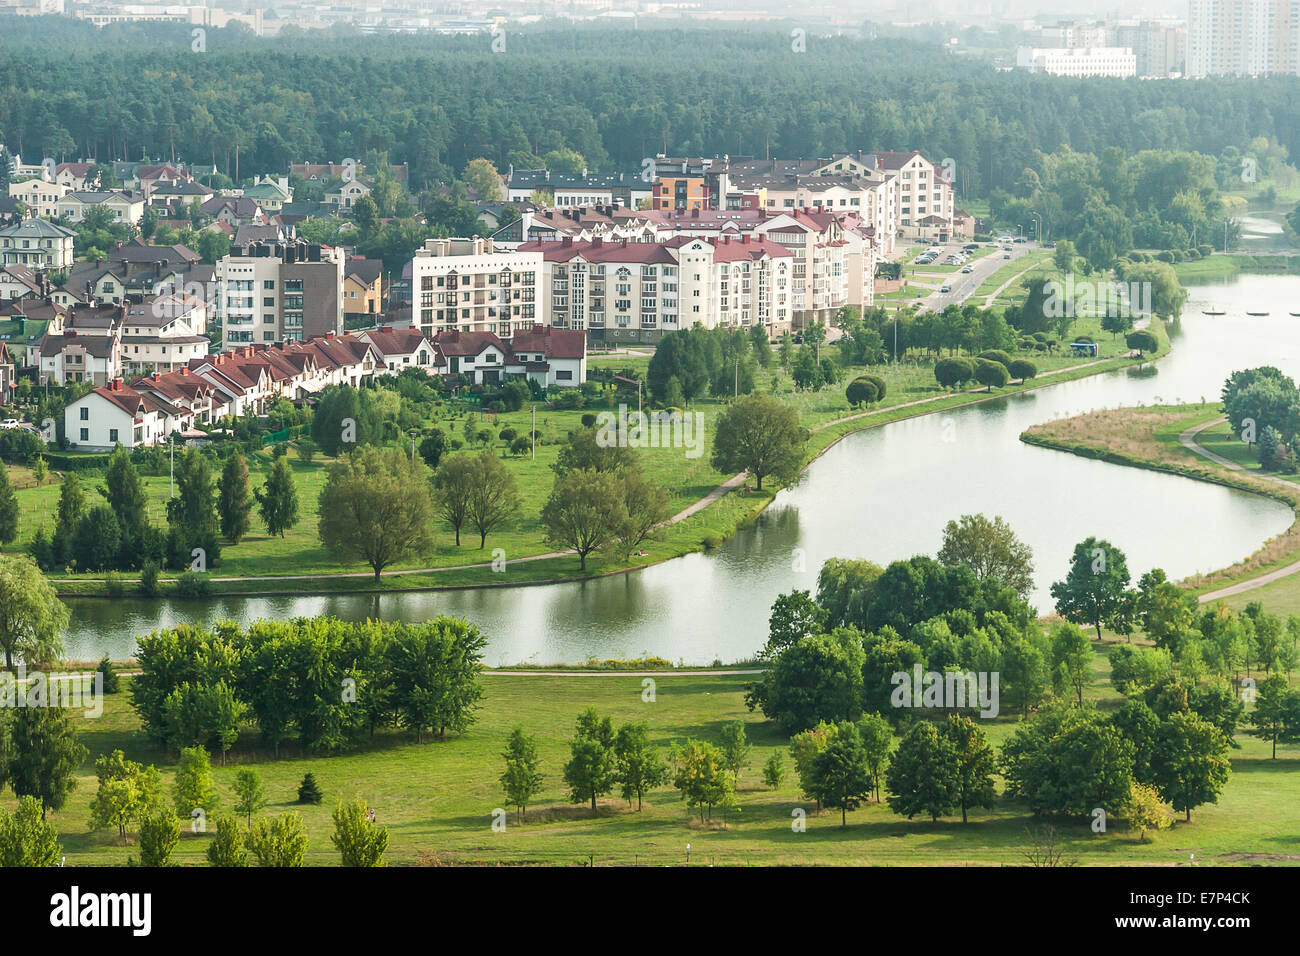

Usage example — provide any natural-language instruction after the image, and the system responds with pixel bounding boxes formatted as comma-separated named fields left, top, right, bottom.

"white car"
left=960, top=265, right=974, bottom=274
left=0, top=419, right=20, bottom=429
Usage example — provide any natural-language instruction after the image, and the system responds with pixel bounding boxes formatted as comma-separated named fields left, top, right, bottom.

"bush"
left=0, top=428, right=46, bottom=465
left=1197, top=244, right=1214, bottom=258
left=510, top=436, right=531, bottom=457
left=934, top=357, right=974, bottom=389
left=298, top=772, right=323, bottom=805
left=977, top=349, right=1013, bottom=368
left=97, top=656, right=120, bottom=694
left=1126, top=330, right=1159, bottom=352
left=845, top=377, right=879, bottom=407
left=1007, top=359, right=1038, bottom=381
left=863, top=374, right=886, bottom=402
left=104, top=570, right=124, bottom=598
left=973, top=358, right=1011, bottom=389
left=701, top=533, right=722, bottom=550
left=174, top=571, right=212, bottom=599
left=139, top=560, right=161, bottom=597
left=580, top=413, right=597, bottom=428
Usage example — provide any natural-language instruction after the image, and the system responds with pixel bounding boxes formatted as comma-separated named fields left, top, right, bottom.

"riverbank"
left=1020, top=402, right=1300, bottom=599
left=1173, top=253, right=1300, bottom=284
left=51, top=328, right=1168, bottom=600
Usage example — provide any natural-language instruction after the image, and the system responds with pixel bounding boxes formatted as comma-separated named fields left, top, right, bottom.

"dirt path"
left=1178, top=416, right=1300, bottom=602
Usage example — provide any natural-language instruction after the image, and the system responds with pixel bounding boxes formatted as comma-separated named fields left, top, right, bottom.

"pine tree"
left=0, top=466, right=18, bottom=545
left=255, top=456, right=300, bottom=537
left=216, top=450, right=253, bottom=544
left=297, top=772, right=323, bottom=805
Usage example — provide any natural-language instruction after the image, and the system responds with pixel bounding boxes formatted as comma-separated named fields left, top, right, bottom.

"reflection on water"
left=64, top=275, right=1300, bottom=665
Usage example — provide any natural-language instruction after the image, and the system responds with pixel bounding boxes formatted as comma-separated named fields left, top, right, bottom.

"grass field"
left=38, top=654, right=1300, bottom=867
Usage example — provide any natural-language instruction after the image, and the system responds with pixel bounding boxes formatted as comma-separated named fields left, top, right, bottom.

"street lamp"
left=409, top=429, right=419, bottom=459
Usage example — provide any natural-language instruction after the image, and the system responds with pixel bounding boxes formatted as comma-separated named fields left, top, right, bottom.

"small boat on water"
left=1203, top=308, right=1225, bottom=315
left=1247, top=311, right=1270, bottom=316
left=1290, top=312, right=1300, bottom=317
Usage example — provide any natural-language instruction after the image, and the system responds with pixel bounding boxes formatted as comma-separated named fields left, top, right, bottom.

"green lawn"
left=39, top=658, right=1300, bottom=867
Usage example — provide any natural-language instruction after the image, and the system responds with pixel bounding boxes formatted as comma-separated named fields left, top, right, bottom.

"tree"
left=762, top=590, right=829, bottom=659
left=138, top=808, right=180, bottom=867
left=1151, top=711, right=1232, bottom=821
left=466, top=451, right=519, bottom=548
left=233, top=768, right=267, bottom=828
left=1126, top=329, right=1158, bottom=353
left=745, top=630, right=865, bottom=734
left=1008, top=359, right=1037, bottom=381
left=1050, top=537, right=1133, bottom=640
left=673, top=738, right=734, bottom=821
left=613, top=722, right=668, bottom=810
left=331, top=799, right=388, bottom=867
left=462, top=158, right=504, bottom=201
left=54, top=472, right=86, bottom=558
left=87, top=750, right=163, bottom=842
left=541, top=468, right=629, bottom=572
left=166, top=448, right=220, bottom=569
left=718, top=719, right=751, bottom=787
left=2, top=703, right=87, bottom=816
left=1135, top=568, right=1197, bottom=649
left=762, top=753, right=786, bottom=789
left=99, top=447, right=149, bottom=542
left=973, top=357, right=1010, bottom=390
left=710, top=393, right=807, bottom=490
left=886, top=722, right=959, bottom=822
left=0, top=796, right=61, bottom=867
left=172, top=746, right=217, bottom=820
left=858, top=713, right=893, bottom=802
left=383, top=617, right=485, bottom=741
left=206, top=815, right=249, bottom=867
left=73, top=505, right=120, bottom=572
left=613, top=469, right=670, bottom=559
left=500, top=728, right=544, bottom=820
left=941, top=715, right=998, bottom=823
left=934, top=357, right=974, bottom=389
left=0, top=467, right=17, bottom=545
left=0, top=555, right=69, bottom=670
left=552, top=426, right=635, bottom=476
left=810, top=721, right=874, bottom=826
left=419, top=430, right=449, bottom=469
left=1249, top=674, right=1300, bottom=759
left=217, top=450, right=253, bottom=544
left=247, top=813, right=308, bottom=867
left=297, top=773, right=323, bottom=805
left=563, top=710, right=616, bottom=814
left=318, top=446, right=435, bottom=580
left=255, top=456, right=300, bottom=537
left=432, top=454, right=475, bottom=546
left=1051, top=622, right=1093, bottom=705
left=937, top=513, right=1035, bottom=599
left=1122, top=782, right=1174, bottom=843
left=1001, top=704, right=1135, bottom=817
left=845, top=376, right=879, bottom=408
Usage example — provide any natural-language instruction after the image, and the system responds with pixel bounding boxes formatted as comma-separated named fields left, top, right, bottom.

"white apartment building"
left=1187, top=0, right=1299, bottom=75
left=410, top=237, right=544, bottom=338
left=1016, top=46, right=1138, bottom=77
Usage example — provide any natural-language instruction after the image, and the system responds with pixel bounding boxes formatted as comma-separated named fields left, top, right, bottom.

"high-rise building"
left=1187, top=0, right=1300, bottom=76
left=215, top=240, right=344, bottom=348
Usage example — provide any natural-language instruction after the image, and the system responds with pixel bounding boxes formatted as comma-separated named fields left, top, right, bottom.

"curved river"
left=64, top=274, right=1300, bottom=665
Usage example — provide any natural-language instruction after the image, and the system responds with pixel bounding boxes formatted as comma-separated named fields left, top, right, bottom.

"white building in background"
left=1187, top=0, right=1300, bottom=76
left=1016, top=46, right=1138, bottom=77
left=410, top=237, right=544, bottom=338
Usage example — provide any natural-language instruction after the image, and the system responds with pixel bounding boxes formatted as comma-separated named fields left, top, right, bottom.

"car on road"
left=940, top=284, right=951, bottom=293
left=1003, top=253, right=1012, bottom=259
left=960, top=265, right=973, bottom=273
left=1013, top=237, right=1027, bottom=243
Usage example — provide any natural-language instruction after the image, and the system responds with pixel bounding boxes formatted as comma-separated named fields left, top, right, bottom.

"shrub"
left=510, top=436, right=531, bottom=456
left=298, top=772, right=323, bottom=805
left=97, top=656, right=120, bottom=694
left=1007, top=359, right=1038, bottom=381
left=974, top=358, right=1010, bottom=389
left=845, top=377, right=879, bottom=408
left=1126, top=330, right=1158, bottom=352
left=934, top=357, right=974, bottom=389
left=580, top=413, right=597, bottom=428
left=863, top=374, right=886, bottom=402
left=139, top=560, right=161, bottom=597
left=977, top=349, right=1012, bottom=368
left=701, top=533, right=722, bottom=550
left=174, top=571, right=211, bottom=599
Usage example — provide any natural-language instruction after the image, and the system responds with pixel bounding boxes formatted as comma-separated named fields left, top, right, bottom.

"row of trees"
left=1222, top=366, right=1300, bottom=471
left=131, top=616, right=486, bottom=756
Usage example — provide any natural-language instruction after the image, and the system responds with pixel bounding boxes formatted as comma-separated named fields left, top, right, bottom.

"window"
left=80, top=407, right=89, bottom=421
left=109, top=428, right=118, bottom=443
left=79, top=428, right=88, bottom=441
left=263, top=280, right=275, bottom=290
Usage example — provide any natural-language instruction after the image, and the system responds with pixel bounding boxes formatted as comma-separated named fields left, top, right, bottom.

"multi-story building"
left=120, top=292, right=210, bottom=375
left=650, top=156, right=730, bottom=211
left=1187, top=0, right=1300, bottom=76
left=39, top=304, right=125, bottom=386
left=410, top=237, right=543, bottom=338
left=7, top=179, right=67, bottom=219
left=1016, top=46, right=1138, bottom=77
left=0, top=219, right=75, bottom=271
left=215, top=240, right=344, bottom=348
left=505, top=167, right=651, bottom=208
left=55, top=190, right=146, bottom=225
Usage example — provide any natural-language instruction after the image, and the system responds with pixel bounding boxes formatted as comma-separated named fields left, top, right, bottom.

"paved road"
left=910, top=239, right=1038, bottom=313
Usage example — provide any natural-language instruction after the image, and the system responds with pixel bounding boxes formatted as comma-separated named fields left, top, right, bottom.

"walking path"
left=1177, top=416, right=1300, bottom=602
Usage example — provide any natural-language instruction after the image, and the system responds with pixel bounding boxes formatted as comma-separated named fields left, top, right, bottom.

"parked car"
left=1013, top=237, right=1027, bottom=243
left=0, top=419, right=19, bottom=429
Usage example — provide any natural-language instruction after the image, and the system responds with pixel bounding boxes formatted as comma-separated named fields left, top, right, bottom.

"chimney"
left=592, top=237, right=602, bottom=248
left=562, top=236, right=573, bottom=247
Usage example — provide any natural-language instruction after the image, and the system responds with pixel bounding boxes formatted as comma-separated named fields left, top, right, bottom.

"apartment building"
left=1187, top=0, right=1300, bottom=75
left=215, top=240, right=344, bottom=348
left=410, top=236, right=543, bottom=338
left=505, top=167, right=651, bottom=208
left=1015, top=46, right=1138, bottom=77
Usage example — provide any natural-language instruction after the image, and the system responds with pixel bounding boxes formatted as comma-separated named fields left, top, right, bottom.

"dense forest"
left=1, top=17, right=1299, bottom=199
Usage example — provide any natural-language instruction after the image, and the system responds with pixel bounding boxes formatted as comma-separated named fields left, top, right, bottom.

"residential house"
left=56, top=190, right=146, bottom=226
left=0, top=219, right=76, bottom=271
left=7, top=179, right=68, bottom=219
left=241, top=177, right=293, bottom=213
left=343, top=258, right=383, bottom=321
left=354, top=326, right=435, bottom=373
